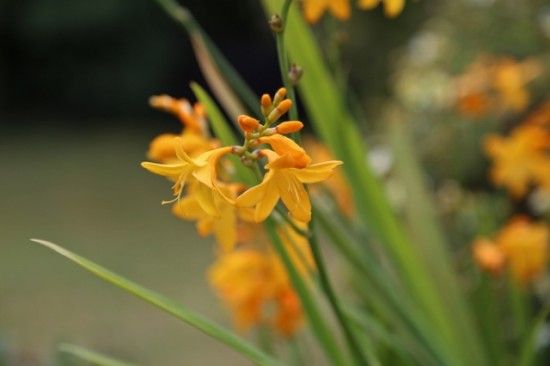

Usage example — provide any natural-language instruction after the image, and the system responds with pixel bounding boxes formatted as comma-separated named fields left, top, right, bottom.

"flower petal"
left=276, top=172, right=311, bottom=223
left=141, top=161, right=187, bottom=179
left=194, top=183, right=219, bottom=217
left=290, top=160, right=343, bottom=183
left=172, top=196, right=204, bottom=220
left=254, top=179, right=280, bottom=222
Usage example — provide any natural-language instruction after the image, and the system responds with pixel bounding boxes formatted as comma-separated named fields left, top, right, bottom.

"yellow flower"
left=208, top=248, right=304, bottom=336
left=236, top=148, right=342, bottom=223
left=358, top=0, right=405, bottom=18
left=141, top=140, right=232, bottom=215
left=497, top=217, right=549, bottom=284
left=302, top=0, right=351, bottom=23
left=172, top=183, right=254, bottom=253
left=484, top=124, right=550, bottom=197
left=147, top=131, right=215, bottom=162
left=472, top=238, right=506, bottom=275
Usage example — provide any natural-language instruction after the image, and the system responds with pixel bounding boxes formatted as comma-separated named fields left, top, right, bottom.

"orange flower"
left=454, top=56, right=542, bottom=117
left=472, top=238, right=506, bottom=275
left=472, top=217, right=549, bottom=284
left=484, top=124, right=550, bottom=197
left=147, top=95, right=213, bottom=162
left=358, top=0, right=405, bottom=18
left=208, top=248, right=304, bottom=336
left=302, top=0, right=351, bottom=23
left=236, top=149, right=342, bottom=223
left=497, top=217, right=549, bottom=284
left=149, top=95, right=207, bottom=135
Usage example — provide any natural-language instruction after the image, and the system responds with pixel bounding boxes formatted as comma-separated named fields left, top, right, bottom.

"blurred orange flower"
left=358, top=0, right=405, bottom=18
left=455, top=56, right=542, bottom=118
left=473, top=217, right=549, bottom=284
left=208, top=248, right=305, bottom=336
left=302, top=0, right=351, bottom=23
left=484, top=122, right=550, bottom=198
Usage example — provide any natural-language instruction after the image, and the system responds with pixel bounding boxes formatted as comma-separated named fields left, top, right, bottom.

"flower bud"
left=261, top=94, right=272, bottom=116
left=238, top=115, right=261, bottom=132
left=276, top=121, right=303, bottom=134
left=268, top=14, right=284, bottom=32
left=288, top=64, right=304, bottom=85
left=273, top=88, right=287, bottom=106
left=268, top=99, right=292, bottom=123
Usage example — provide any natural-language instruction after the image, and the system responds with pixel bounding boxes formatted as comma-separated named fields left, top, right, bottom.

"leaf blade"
left=31, top=239, right=280, bottom=366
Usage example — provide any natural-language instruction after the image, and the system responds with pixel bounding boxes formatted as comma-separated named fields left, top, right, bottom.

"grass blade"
left=31, top=239, right=281, bottom=366
left=58, top=343, right=137, bottom=366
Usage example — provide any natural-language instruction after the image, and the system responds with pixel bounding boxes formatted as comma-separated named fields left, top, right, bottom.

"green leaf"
left=31, top=239, right=281, bottom=366
left=190, top=82, right=239, bottom=146
left=58, top=343, right=137, bottom=366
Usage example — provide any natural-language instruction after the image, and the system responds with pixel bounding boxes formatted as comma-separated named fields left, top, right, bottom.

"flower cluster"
left=454, top=56, right=542, bottom=118
left=473, top=217, right=549, bottom=284
left=302, top=0, right=405, bottom=23
left=141, top=87, right=341, bottom=335
left=484, top=101, right=550, bottom=198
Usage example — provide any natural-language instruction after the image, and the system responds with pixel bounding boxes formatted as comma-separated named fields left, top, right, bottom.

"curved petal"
left=329, top=0, right=351, bottom=20
left=141, top=161, right=187, bottom=179
left=172, top=196, right=205, bottom=220
left=214, top=206, right=237, bottom=253
left=194, top=183, right=219, bottom=217
left=254, top=179, right=280, bottom=222
left=290, top=160, right=343, bottom=183
left=236, top=171, right=275, bottom=207
left=302, top=0, right=328, bottom=23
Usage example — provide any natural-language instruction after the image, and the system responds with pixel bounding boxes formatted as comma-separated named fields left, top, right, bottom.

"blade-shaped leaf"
left=58, top=343, right=137, bottom=366
left=31, top=239, right=280, bottom=366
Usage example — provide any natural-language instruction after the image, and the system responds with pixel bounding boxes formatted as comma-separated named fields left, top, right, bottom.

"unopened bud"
left=273, top=88, right=287, bottom=106
left=261, top=94, right=273, bottom=116
left=268, top=14, right=284, bottom=32
left=288, top=64, right=304, bottom=85
left=268, top=99, right=293, bottom=122
left=276, top=121, right=303, bottom=134
left=238, top=115, right=261, bottom=132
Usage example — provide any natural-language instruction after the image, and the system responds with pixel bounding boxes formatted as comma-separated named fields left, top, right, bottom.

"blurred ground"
left=0, top=127, right=244, bottom=365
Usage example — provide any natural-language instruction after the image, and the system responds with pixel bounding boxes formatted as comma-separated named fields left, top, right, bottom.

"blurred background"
left=1, top=0, right=549, bottom=364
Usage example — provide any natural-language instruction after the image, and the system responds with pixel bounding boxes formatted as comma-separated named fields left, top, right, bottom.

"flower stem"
left=309, top=217, right=370, bottom=366
left=275, top=0, right=299, bottom=122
